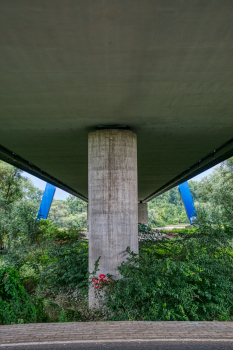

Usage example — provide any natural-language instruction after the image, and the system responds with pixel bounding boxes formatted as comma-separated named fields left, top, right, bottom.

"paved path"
left=0, top=321, right=233, bottom=347
left=1, top=341, right=233, bottom=350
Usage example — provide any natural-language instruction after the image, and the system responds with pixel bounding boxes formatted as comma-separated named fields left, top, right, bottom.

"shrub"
left=42, top=240, right=88, bottom=290
left=42, top=287, right=108, bottom=322
left=0, top=266, right=46, bottom=324
left=93, top=225, right=233, bottom=321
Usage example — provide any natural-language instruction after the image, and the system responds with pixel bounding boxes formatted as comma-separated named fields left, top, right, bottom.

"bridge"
left=0, top=1, right=233, bottom=305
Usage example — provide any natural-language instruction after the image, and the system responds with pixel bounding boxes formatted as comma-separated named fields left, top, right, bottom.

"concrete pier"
left=87, top=204, right=89, bottom=226
left=88, top=129, right=138, bottom=306
left=138, top=202, right=148, bottom=224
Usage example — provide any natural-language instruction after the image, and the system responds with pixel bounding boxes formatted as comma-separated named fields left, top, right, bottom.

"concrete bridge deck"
left=1, top=321, right=233, bottom=346
left=1, top=0, right=233, bottom=202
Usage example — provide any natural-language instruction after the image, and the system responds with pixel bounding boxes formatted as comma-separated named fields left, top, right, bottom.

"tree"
left=197, top=157, right=233, bottom=232
left=22, top=177, right=43, bottom=209
left=48, top=201, right=70, bottom=228
left=0, top=161, right=25, bottom=251
left=77, top=212, right=87, bottom=228
left=148, top=209, right=158, bottom=227
left=65, top=195, right=87, bottom=215
left=148, top=186, right=190, bottom=227
left=0, top=161, right=23, bottom=205
left=188, top=180, right=199, bottom=202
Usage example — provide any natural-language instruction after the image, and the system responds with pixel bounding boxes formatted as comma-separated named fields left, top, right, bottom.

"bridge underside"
left=0, top=0, right=233, bottom=202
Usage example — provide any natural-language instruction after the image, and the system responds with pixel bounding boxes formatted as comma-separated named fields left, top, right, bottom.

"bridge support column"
left=138, top=202, right=148, bottom=225
left=87, top=204, right=89, bottom=226
left=88, top=129, right=138, bottom=307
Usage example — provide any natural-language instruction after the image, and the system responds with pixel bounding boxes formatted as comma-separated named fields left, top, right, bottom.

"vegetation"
left=93, top=223, right=233, bottom=321
left=148, top=181, right=199, bottom=227
left=48, top=198, right=87, bottom=229
left=0, top=266, right=46, bottom=324
left=1, top=158, right=233, bottom=324
left=197, top=157, right=233, bottom=233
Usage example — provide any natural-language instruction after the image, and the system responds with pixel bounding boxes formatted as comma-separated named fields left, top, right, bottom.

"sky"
left=22, top=166, right=216, bottom=201
left=23, top=173, right=70, bottom=200
left=190, top=167, right=215, bottom=181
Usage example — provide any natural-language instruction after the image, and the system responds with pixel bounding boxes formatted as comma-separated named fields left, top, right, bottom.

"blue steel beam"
left=178, top=181, right=197, bottom=224
left=37, top=183, right=56, bottom=220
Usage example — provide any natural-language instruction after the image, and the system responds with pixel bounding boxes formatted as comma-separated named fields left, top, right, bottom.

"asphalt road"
left=1, top=342, right=233, bottom=350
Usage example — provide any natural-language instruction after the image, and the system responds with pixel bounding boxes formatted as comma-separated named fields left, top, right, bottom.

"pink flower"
left=99, top=274, right=106, bottom=279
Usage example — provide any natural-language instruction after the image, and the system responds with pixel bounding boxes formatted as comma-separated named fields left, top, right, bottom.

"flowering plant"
left=92, top=274, right=113, bottom=292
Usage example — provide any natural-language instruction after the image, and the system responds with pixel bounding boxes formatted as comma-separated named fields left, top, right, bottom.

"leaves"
left=94, top=227, right=233, bottom=321
left=0, top=266, right=46, bottom=324
left=42, top=240, right=88, bottom=290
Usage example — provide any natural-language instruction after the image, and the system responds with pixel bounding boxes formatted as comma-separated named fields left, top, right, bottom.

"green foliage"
left=43, top=240, right=88, bottom=290
left=148, top=185, right=198, bottom=227
left=2, top=158, right=233, bottom=324
left=148, top=209, right=158, bottom=227
left=3, top=217, right=88, bottom=292
left=94, top=225, right=233, bottom=321
left=197, top=158, right=233, bottom=232
left=48, top=201, right=70, bottom=228
left=0, top=161, right=24, bottom=205
left=66, top=195, right=87, bottom=215
left=188, top=180, right=199, bottom=202
left=159, top=227, right=198, bottom=235
left=76, top=212, right=87, bottom=228
left=0, top=266, right=46, bottom=324
left=54, top=227, right=86, bottom=245
left=42, top=287, right=107, bottom=322
left=147, top=180, right=199, bottom=227
left=0, top=161, right=44, bottom=252
left=48, top=199, right=87, bottom=229
left=59, top=309, right=68, bottom=322
left=22, top=177, right=43, bottom=209
left=3, top=217, right=56, bottom=272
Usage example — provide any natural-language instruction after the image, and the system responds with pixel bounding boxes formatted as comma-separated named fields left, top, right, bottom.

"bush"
left=42, top=240, right=88, bottom=290
left=42, top=287, right=108, bottom=322
left=0, top=266, right=46, bottom=324
left=93, top=225, right=233, bottom=321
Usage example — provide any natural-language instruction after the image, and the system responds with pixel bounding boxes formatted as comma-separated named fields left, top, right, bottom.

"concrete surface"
left=0, top=1, right=233, bottom=201
left=1, top=342, right=233, bottom=350
left=138, top=203, right=148, bottom=224
left=1, top=321, right=233, bottom=347
left=88, top=129, right=138, bottom=306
